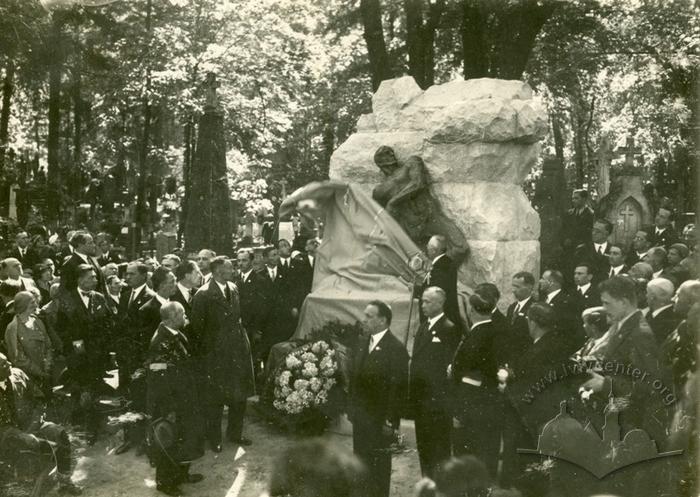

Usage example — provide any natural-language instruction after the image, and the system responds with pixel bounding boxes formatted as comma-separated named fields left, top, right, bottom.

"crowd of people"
left=0, top=194, right=697, bottom=497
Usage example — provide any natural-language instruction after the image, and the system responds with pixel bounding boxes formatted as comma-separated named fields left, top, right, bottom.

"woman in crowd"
left=3, top=291, right=53, bottom=397
left=33, top=263, right=54, bottom=305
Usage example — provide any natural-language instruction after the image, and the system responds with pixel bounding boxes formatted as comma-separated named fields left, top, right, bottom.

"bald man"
left=645, top=278, right=680, bottom=343
left=416, top=235, right=460, bottom=329
left=409, top=287, right=460, bottom=478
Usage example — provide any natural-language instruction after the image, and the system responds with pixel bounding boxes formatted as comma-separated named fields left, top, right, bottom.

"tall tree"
left=405, top=0, right=445, bottom=89
left=359, top=0, right=394, bottom=91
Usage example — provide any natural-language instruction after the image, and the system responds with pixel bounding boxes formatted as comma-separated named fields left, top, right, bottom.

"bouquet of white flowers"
left=273, top=340, right=338, bottom=415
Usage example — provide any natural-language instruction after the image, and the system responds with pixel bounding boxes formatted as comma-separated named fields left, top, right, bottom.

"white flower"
left=309, top=377, right=322, bottom=392
left=286, top=355, right=302, bottom=369
left=294, top=379, right=309, bottom=391
left=301, top=352, right=316, bottom=362
left=302, top=364, right=319, bottom=378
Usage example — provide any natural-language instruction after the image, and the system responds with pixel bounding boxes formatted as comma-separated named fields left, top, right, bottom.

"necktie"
left=597, top=245, right=603, bottom=254
left=609, top=268, right=614, bottom=278
left=225, top=284, right=232, bottom=304
left=578, top=287, right=584, bottom=296
left=129, top=289, right=137, bottom=306
left=80, top=291, right=90, bottom=307
left=368, top=335, right=374, bottom=353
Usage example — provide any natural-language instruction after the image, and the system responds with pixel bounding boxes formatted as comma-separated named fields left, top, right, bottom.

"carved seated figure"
left=371, top=146, right=467, bottom=262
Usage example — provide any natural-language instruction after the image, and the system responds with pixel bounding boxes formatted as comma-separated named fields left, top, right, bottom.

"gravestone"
left=597, top=135, right=652, bottom=248
left=328, top=76, right=547, bottom=295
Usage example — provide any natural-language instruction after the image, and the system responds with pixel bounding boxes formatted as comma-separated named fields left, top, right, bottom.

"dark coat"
left=624, top=250, right=646, bottom=269
left=562, top=206, right=594, bottom=250
left=647, top=305, right=681, bottom=344
left=96, top=251, right=123, bottom=267
left=58, top=253, right=106, bottom=294
left=295, top=253, right=315, bottom=302
left=574, top=242, right=611, bottom=283
left=417, top=255, right=460, bottom=328
left=547, top=290, right=586, bottom=353
left=506, top=330, right=576, bottom=437
left=573, top=283, right=601, bottom=315
left=500, top=298, right=534, bottom=366
left=138, top=296, right=165, bottom=347
left=190, top=280, right=255, bottom=402
left=350, top=330, right=409, bottom=429
left=41, top=289, right=114, bottom=385
left=146, top=323, right=204, bottom=462
left=7, top=247, right=40, bottom=269
left=650, top=227, right=678, bottom=250
left=117, top=285, right=155, bottom=320
left=452, top=320, right=499, bottom=392
left=233, top=270, right=270, bottom=333
left=261, top=264, right=298, bottom=348
left=170, top=286, right=192, bottom=317
left=409, top=316, right=460, bottom=415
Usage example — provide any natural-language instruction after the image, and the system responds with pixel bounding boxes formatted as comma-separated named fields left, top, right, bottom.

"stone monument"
left=597, top=135, right=653, bottom=248
left=328, top=76, right=547, bottom=294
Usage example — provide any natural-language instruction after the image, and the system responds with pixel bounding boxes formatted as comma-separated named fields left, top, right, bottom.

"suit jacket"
left=41, top=289, right=114, bottom=383
left=562, top=206, right=594, bottom=249
left=350, top=330, right=409, bottom=429
left=452, top=320, right=499, bottom=391
left=573, top=242, right=611, bottom=283
left=117, top=285, right=155, bottom=320
left=500, top=298, right=534, bottom=366
left=573, top=284, right=601, bottom=315
left=146, top=323, right=204, bottom=461
left=646, top=305, right=681, bottom=344
left=418, top=255, right=460, bottom=328
left=409, top=316, right=460, bottom=415
left=190, top=280, right=255, bottom=401
left=624, top=250, right=646, bottom=268
left=295, top=254, right=315, bottom=304
left=171, top=286, right=192, bottom=317
left=138, top=296, right=165, bottom=347
left=7, top=247, right=39, bottom=269
left=605, top=264, right=630, bottom=279
left=234, top=270, right=271, bottom=333
left=507, top=330, right=576, bottom=437
left=547, top=290, right=586, bottom=353
left=59, top=253, right=106, bottom=295
left=96, top=251, right=123, bottom=267
left=650, top=227, right=678, bottom=250
left=587, top=311, right=669, bottom=445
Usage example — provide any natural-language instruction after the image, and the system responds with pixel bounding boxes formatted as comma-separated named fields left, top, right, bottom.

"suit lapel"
left=413, top=321, right=431, bottom=356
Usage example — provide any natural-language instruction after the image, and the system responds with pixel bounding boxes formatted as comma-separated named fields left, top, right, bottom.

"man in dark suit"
left=190, top=256, right=255, bottom=452
left=350, top=300, right=408, bottom=497
left=625, top=229, right=653, bottom=268
left=260, top=245, right=297, bottom=364
left=59, top=232, right=107, bottom=296
left=572, top=262, right=601, bottom=314
left=96, top=233, right=123, bottom=266
left=409, top=287, right=460, bottom=478
left=606, top=244, right=629, bottom=279
left=562, top=189, right=595, bottom=252
left=42, top=264, right=114, bottom=440
left=138, top=268, right=177, bottom=348
left=574, top=219, right=613, bottom=283
left=474, top=282, right=505, bottom=329
left=117, top=262, right=155, bottom=390
left=650, top=208, right=678, bottom=250
left=234, top=249, right=271, bottom=372
left=539, top=269, right=583, bottom=353
left=296, top=238, right=317, bottom=301
left=645, top=278, right=680, bottom=343
left=171, top=260, right=201, bottom=344
left=276, top=239, right=303, bottom=319
left=501, top=271, right=535, bottom=366
left=7, top=230, right=39, bottom=269
left=450, top=293, right=501, bottom=476
left=146, top=302, right=204, bottom=496
left=416, top=235, right=460, bottom=329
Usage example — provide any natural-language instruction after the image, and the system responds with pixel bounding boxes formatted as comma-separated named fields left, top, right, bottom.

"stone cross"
left=618, top=204, right=635, bottom=231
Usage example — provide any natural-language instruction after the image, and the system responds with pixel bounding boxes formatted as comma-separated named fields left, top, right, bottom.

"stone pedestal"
left=329, top=76, right=547, bottom=294
left=598, top=174, right=653, bottom=248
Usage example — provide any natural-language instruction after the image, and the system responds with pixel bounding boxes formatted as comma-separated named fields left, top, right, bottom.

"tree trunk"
left=405, top=0, right=445, bottom=89
left=571, top=110, right=585, bottom=188
left=551, top=113, right=566, bottom=165
left=0, top=59, right=15, bottom=176
left=359, top=0, right=393, bottom=91
left=461, top=0, right=488, bottom=79
left=72, top=70, right=83, bottom=200
left=47, top=15, right=65, bottom=223
left=181, top=115, right=193, bottom=244
left=135, top=0, right=153, bottom=242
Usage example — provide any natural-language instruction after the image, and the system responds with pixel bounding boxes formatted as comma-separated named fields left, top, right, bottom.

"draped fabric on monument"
left=280, top=181, right=427, bottom=349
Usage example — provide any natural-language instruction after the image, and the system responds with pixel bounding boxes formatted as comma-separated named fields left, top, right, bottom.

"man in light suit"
left=350, top=301, right=408, bottom=497
left=409, top=287, right=460, bottom=478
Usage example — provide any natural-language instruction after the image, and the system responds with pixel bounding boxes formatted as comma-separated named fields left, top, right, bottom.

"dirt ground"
left=60, top=407, right=422, bottom=497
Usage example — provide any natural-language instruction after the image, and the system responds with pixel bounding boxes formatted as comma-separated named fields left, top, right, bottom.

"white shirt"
left=164, top=324, right=180, bottom=336
left=268, top=266, right=277, bottom=280
left=215, top=280, right=229, bottom=295
left=130, top=283, right=148, bottom=304
left=17, top=247, right=25, bottom=258
left=427, top=312, right=445, bottom=330
left=203, top=273, right=212, bottom=284
left=594, top=242, right=608, bottom=254
left=308, top=255, right=314, bottom=267
left=546, top=289, right=561, bottom=304
left=241, top=269, right=253, bottom=283
left=577, top=283, right=591, bottom=295
left=651, top=303, right=673, bottom=319
left=369, top=329, right=388, bottom=353
left=78, top=289, right=90, bottom=308
left=470, top=319, right=492, bottom=331
left=155, top=294, right=169, bottom=306
left=609, top=264, right=625, bottom=276
left=513, top=297, right=531, bottom=315
left=652, top=269, right=663, bottom=279
left=280, top=257, right=291, bottom=268
left=177, top=282, right=191, bottom=303
left=655, top=227, right=666, bottom=235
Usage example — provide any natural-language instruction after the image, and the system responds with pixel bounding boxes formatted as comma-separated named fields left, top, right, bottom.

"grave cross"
left=618, top=204, right=635, bottom=231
